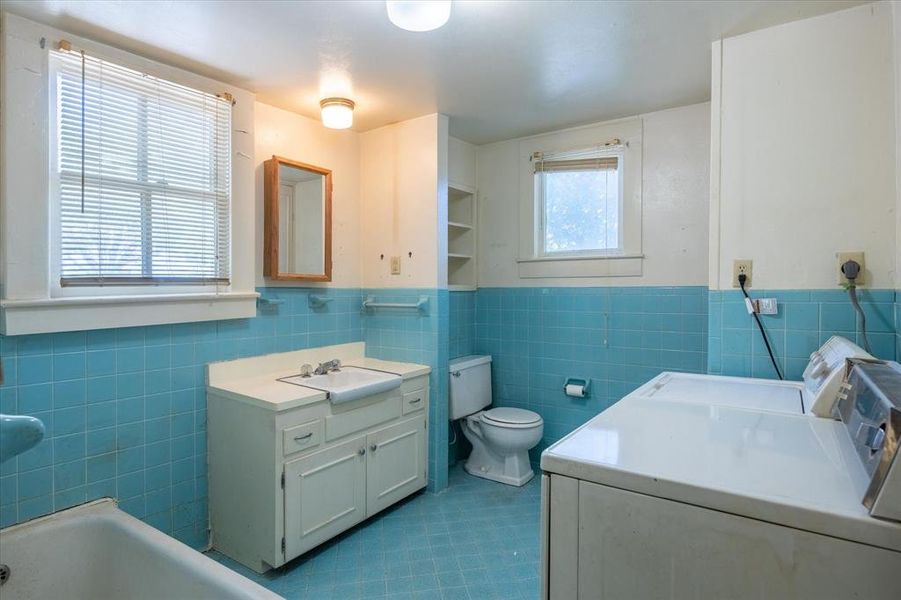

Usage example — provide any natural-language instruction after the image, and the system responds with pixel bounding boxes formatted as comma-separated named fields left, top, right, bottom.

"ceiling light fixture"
left=319, top=97, right=355, bottom=129
left=386, top=1, right=452, bottom=32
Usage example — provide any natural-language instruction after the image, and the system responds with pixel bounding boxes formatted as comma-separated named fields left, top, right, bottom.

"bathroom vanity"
left=207, top=343, right=430, bottom=573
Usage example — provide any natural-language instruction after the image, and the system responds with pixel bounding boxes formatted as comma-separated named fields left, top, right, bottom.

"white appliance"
left=539, top=341, right=900, bottom=599
left=636, top=335, right=872, bottom=417
left=449, top=355, right=544, bottom=486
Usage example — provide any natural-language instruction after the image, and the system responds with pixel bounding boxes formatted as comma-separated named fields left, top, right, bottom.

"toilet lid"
left=482, top=407, right=542, bottom=425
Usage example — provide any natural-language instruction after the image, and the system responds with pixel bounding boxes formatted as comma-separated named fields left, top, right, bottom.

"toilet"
left=449, top=355, right=543, bottom=486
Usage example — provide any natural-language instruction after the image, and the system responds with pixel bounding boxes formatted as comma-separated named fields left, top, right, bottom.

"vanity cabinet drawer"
left=402, top=388, right=427, bottom=415
left=283, top=420, right=322, bottom=456
left=325, top=395, right=401, bottom=442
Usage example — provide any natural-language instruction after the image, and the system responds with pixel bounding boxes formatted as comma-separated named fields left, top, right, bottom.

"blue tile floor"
left=209, top=465, right=541, bottom=599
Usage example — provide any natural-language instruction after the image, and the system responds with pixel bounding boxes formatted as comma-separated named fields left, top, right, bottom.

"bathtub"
left=0, top=499, right=281, bottom=600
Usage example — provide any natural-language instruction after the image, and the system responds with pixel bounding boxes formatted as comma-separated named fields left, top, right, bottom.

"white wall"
left=254, top=102, right=361, bottom=288
left=475, top=102, right=710, bottom=287
left=448, top=136, right=477, bottom=191
left=894, top=0, right=901, bottom=290
left=359, top=113, right=445, bottom=288
left=710, top=2, right=896, bottom=291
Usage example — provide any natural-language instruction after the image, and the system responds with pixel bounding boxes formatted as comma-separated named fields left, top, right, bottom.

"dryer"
left=539, top=343, right=900, bottom=600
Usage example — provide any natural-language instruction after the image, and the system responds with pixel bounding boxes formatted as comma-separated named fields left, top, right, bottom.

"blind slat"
left=52, top=49, right=231, bottom=285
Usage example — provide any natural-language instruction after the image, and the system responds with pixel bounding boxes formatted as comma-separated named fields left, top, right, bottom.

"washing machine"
left=539, top=342, right=901, bottom=599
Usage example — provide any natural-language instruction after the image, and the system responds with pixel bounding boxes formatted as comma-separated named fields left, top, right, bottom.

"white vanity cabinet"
left=207, top=348, right=430, bottom=573
left=283, top=412, right=426, bottom=560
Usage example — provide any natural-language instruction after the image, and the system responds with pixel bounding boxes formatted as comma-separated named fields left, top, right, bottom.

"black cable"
left=847, top=286, right=872, bottom=353
left=738, top=274, right=784, bottom=380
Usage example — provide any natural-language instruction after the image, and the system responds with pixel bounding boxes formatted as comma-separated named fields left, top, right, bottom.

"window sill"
left=517, top=254, right=644, bottom=278
left=0, top=291, right=259, bottom=335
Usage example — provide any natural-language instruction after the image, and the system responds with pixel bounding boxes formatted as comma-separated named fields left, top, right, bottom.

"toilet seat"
left=480, top=407, right=542, bottom=428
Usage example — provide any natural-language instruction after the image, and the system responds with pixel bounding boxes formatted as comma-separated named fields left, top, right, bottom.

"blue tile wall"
left=361, top=289, right=449, bottom=493
left=896, top=293, right=901, bottom=361
left=0, top=287, right=362, bottom=545
left=708, top=289, right=896, bottom=380
left=475, top=287, right=708, bottom=460
left=449, top=291, right=477, bottom=359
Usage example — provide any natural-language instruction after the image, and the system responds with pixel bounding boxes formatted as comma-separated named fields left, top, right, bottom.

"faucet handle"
left=331, top=358, right=341, bottom=371
left=300, top=363, right=313, bottom=377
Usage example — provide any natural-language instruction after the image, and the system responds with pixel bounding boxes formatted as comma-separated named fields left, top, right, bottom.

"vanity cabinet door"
left=365, top=414, right=427, bottom=516
left=283, top=435, right=366, bottom=561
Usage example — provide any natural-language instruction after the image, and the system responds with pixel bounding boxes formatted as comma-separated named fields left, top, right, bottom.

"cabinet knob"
left=370, top=444, right=378, bottom=452
left=358, top=447, right=366, bottom=456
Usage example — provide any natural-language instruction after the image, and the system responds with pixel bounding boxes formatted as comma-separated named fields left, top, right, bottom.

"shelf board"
left=449, top=187, right=475, bottom=202
left=448, top=221, right=472, bottom=231
left=447, top=253, right=473, bottom=260
left=448, top=285, right=477, bottom=292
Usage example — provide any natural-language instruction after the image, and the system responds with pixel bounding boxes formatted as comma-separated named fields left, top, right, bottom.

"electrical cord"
left=841, top=260, right=872, bottom=353
left=738, top=274, right=784, bottom=380
left=847, top=286, right=871, bottom=353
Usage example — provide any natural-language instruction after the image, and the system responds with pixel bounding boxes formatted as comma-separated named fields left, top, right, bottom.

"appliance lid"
left=638, top=372, right=804, bottom=414
left=450, top=355, right=492, bottom=371
left=482, top=407, right=541, bottom=425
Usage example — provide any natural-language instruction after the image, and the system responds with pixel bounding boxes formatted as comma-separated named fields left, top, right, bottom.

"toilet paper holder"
left=563, top=377, right=591, bottom=398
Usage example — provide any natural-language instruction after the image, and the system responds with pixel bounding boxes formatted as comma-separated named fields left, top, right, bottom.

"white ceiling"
left=3, top=0, right=867, bottom=144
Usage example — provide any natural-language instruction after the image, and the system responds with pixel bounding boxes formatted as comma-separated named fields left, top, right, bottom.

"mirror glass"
left=278, top=164, right=325, bottom=274
left=264, top=156, right=332, bottom=281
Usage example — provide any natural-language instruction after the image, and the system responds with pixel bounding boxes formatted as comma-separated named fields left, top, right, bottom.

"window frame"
left=535, top=149, right=625, bottom=259
left=517, top=116, right=644, bottom=279
left=0, top=14, right=257, bottom=335
left=48, top=48, right=232, bottom=296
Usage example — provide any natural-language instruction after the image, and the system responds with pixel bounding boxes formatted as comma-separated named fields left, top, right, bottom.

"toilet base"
left=463, top=462, right=534, bottom=486
left=463, top=451, right=535, bottom=487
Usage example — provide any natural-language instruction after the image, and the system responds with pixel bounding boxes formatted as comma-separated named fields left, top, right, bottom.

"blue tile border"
left=708, top=288, right=896, bottom=379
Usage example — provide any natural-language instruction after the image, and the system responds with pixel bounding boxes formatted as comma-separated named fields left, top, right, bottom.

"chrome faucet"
left=313, top=359, right=341, bottom=375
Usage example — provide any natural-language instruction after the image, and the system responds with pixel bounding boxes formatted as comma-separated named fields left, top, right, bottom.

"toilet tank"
left=448, top=355, right=492, bottom=420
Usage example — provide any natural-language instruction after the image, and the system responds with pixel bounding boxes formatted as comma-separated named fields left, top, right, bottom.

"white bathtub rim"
left=0, top=497, right=118, bottom=534
left=0, top=498, right=281, bottom=600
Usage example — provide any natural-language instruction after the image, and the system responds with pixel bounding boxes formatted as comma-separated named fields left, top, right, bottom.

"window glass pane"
left=543, top=167, right=619, bottom=254
left=53, top=49, right=230, bottom=285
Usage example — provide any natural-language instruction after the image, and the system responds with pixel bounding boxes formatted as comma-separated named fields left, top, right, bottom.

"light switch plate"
left=836, top=251, right=865, bottom=286
left=757, top=298, right=778, bottom=315
left=390, top=256, right=401, bottom=275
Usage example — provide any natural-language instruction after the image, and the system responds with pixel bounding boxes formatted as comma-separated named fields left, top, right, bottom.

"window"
left=51, top=48, right=231, bottom=287
left=534, top=148, right=622, bottom=256
left=517, top=119, right=643, bottom=279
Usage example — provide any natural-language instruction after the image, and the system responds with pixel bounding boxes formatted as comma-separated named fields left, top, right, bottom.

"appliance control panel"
left=803, top=336, right=872, bottom=417
left=838, top=360, right=901, bottom=522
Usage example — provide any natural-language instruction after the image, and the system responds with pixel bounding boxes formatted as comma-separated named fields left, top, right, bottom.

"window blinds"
left=532, top=142, right=621, bottom=173
left=52, top=48, right=231, bottom=286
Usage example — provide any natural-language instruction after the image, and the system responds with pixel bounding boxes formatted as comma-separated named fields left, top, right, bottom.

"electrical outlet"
left=836, top=251, right=865, bottom=286
left=732, top=259, right=753, bottom=288
left=390, top=256, right=401, bottom=275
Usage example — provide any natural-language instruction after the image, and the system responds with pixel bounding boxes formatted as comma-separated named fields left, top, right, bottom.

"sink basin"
left=279, top=367, right=402, bottom=404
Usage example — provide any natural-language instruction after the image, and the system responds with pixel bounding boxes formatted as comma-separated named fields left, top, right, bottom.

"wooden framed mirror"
left=263, top=156, right=332, bottom=281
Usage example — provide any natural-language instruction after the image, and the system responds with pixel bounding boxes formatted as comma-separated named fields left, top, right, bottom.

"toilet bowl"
left=448, top=355, right=544, bottom=486
left=461, top=407, right=543, bottom=486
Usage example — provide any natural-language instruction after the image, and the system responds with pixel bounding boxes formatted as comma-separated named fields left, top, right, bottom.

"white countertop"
left=541, top=395, right=901, bottom=552
left=207, top=357, right=430, bottom=412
